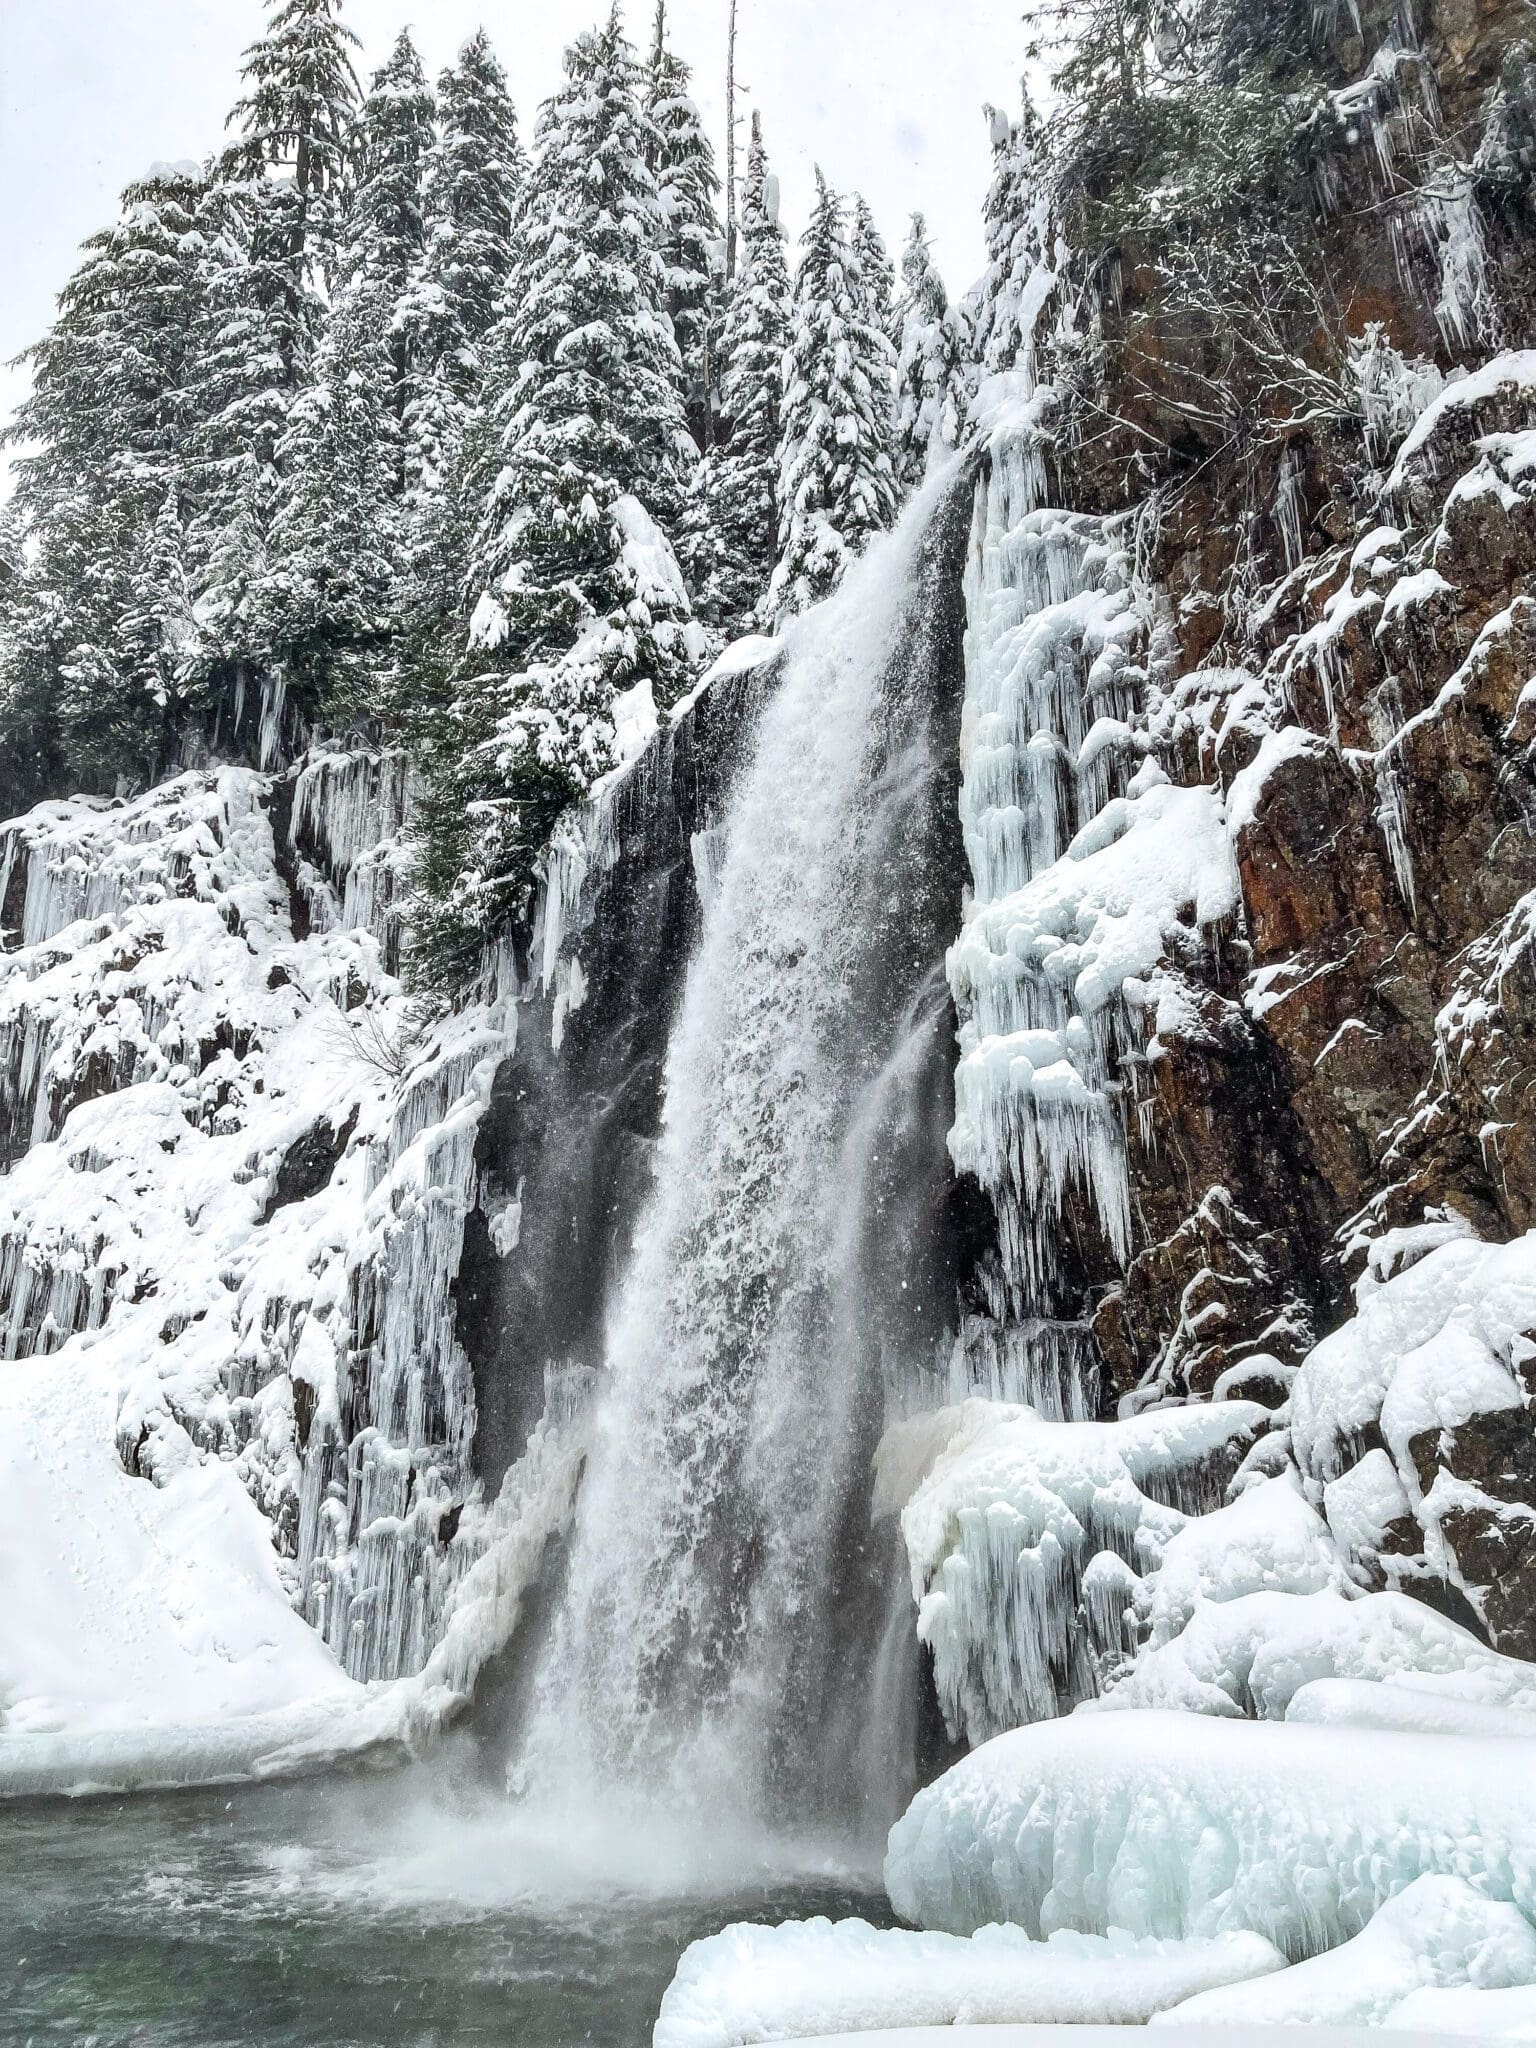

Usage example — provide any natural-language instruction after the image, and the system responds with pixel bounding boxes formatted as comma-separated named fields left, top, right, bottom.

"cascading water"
left=514, top=467, right=975, bottom=1832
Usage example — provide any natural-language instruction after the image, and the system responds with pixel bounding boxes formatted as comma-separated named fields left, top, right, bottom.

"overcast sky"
left=0, top=0, right=1023, bottom=456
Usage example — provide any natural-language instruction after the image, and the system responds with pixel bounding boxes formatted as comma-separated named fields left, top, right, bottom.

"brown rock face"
left=1029, top=4, right=1536, bottom=1645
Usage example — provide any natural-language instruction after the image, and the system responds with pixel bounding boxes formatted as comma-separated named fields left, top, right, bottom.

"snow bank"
left=0, top=1347, right=351, bottom=1742
left=653, top=1917, right=1283, bottom=2047
left=1287, top=1676, right=1536, bottom=1737
left=1157, top=1876, right=1536, bottom=2028
left=1385, top=1982, right=1536, bottom=2037
left=884, top=1708, right=1536, bottom=1951
left=741, top=2034, right=1480, bottom=2047
left=893, top=1397, right=1266, bottom=1740
left=0, top=1344, right=423, bottom=1794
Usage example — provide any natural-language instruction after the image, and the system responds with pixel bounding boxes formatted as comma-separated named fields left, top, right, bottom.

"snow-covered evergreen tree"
left=178, top=0, right=363, bottom=740
left=215, top=0, right=362, bottom=401
left=646, top=2, right=724, bottom=447
left=769, top=169, right=899, bottom=620
left=112, top=489, right=202, bottom=772
left=195, top=453, right=274, bottom=723
left=3, top=163, right=221, bottom=789
left=254, top=28, right=432, bottom=735
left=971, top=91, right=1055, bottom=383
left=259, top=276, right=403, bottom=734
left=345, top=29, right=436, bottom=422
left=894, top=211, right=966, bottom=486
left=399, top=29, right=528, bottom=585
left=679, top=111, right=791, bottom=629
left=0, top=507, right=65, bottom=818
left=225, top=0, right=361, bottom=285
left=399, top=29, right=524, bottom=509
left=417, top=7, right=698, bottom=983
left=849, top=193, right=899, bottom=347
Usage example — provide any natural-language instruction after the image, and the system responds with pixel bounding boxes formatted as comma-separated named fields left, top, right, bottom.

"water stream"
left=0, top=1769, right=888, bottom=2048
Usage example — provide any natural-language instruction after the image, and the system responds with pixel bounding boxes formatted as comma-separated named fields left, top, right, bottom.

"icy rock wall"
left=950, top=385, right=1155, bottom=1417
left=289, top=747, right=413, bottom=977
left=0, top=760, right=521, bottom=1690
left=881, top=1395, right=1269, bottom=1742
left=455, top=648, right=788, bottom=1492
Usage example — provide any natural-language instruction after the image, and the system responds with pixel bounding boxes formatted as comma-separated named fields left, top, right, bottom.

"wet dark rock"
left=259, top=1106, right=359, bottom=1224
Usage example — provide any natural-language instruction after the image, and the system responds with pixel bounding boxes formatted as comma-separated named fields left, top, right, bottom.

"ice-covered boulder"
left=1291, top=1227, right=1536, bottom=1658
left=892, top=1396, right=1268, bottom=1740
left=885, top=1708, right=1536, bottom=1951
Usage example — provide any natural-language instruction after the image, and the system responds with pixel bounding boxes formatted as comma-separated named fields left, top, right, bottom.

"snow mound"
left=0, top=1343, right=425, bottom=1795
left=0, top=1347, right=350, bottom=1741
left=884, top=1708, right=1536, bottom=1951
left=1156, top=1875, right=1536, bottom=2028
left=652, top=1916, right=1283, bottom=2047
left=1287, top=1676, right=1536, bottom=1738
left=729, top=2034, right=1489, bottom=2047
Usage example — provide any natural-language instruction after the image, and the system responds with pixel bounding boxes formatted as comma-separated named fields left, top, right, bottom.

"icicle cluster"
left=948, top=399, right=1147, bottom=1415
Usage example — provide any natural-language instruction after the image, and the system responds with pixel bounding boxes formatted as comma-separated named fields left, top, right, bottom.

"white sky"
left=0, top=0, right=1023, bottom=454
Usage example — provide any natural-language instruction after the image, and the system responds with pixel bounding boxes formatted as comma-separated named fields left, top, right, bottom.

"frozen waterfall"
left=514, top=466, right=976, bottom=1831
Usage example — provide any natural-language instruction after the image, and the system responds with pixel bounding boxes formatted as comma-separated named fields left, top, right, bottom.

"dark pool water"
left=0, top=1767, right=892, bottom=2047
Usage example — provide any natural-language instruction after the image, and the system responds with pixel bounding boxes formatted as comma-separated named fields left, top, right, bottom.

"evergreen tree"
left=849, top=193, right=899, bottom=347
left=679, top=111, right=790, bottom=629
left=225, top=0, right=362, bottom=293
left=113, top=488, right=202, bottom=772
left=345, top=29, right=436, bottom=423
left=196, top=453, right=275, bottom=730
left=417, top=8, right=698, bottom=983
left=4, top=163, right=220, bottom=790
left=646, top=1, right=724, bottom=446
left=254, top=28, right=432, bottom=740
left=215, top=0, right=362, bottom=415
left=398, top=30, right=523, bottom=595
left=259, top=277, right=403, bottom=733
left=0, top=509, right=65, bottom=819
left=400, top=31, right=523, bottom=477
left=894, top=211, right=966, bottom=486
left=179, top=0, right=363, bottom=745
left=971, top=92, right=1055, bottom=384
left=768, top=170, right=898, bottom=620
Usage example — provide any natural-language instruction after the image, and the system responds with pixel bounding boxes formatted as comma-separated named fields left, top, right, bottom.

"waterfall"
left=514, top=466, right=974, bottom=1830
